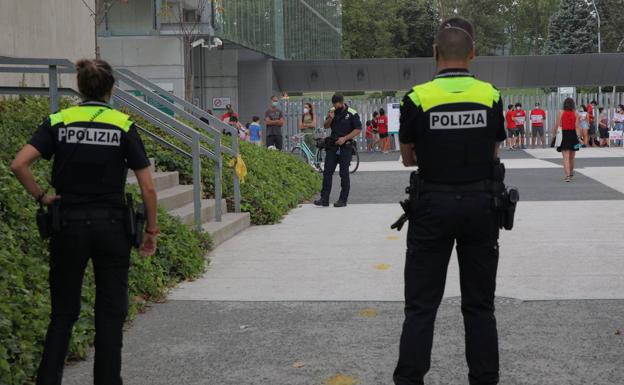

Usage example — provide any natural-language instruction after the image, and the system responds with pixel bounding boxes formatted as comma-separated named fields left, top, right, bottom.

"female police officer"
left=10, top=59, right=159, bottom=385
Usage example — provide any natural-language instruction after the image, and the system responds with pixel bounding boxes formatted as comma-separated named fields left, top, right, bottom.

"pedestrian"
left=394, top=17, right=508, bottom=385
left=365, top=120, right=375, bottom=152
left=377, top=108, right=390, bottom=153
left=249, top=116, right=262, bottom=146
left=10, top=58, right=159, bottom=385
left=505, top=104, right=517, bottom=149
left=578, top=104, right=590, bottom=147
left=588, top=100, right=598, bottom=147
left=314, top=93, right=362, bottom=207
left=298, top=102, right=317, bottom=149
left=372, top=110, right=380, bottom=151
left=530, top=102, right=547, bottom=148
left=555, top=97, right=582, bottom=182
left=613, top=105, right=624, bottom=146
left=513, top=102, right=527, bottom=149
left=265, top=95, right=285, bottom=150
left=220, top=103, right=238, bottom=123
left=598, top=107, right=609, bottom=147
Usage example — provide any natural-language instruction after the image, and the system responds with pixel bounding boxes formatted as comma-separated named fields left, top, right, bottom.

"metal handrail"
left=115, top=68, right=241, bottom=213
left=0, top=56, right=239, bottom=227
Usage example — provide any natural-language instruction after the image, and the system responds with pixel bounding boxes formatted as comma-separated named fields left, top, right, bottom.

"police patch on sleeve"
left=430, top=110, right=487, bottom=130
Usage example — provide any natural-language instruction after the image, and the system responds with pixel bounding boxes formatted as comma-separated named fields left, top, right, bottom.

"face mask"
left=303, top=108, right=309, bottom=114
left=272, top=101, right=279, bottom=108
left=516, top=107, right=520, bottom=110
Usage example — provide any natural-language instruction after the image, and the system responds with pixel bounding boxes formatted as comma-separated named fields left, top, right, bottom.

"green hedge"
left=0, top=97, right=211, bottom=384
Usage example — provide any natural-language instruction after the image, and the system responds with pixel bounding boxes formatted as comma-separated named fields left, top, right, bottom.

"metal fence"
left=281, top=92, right=624, bottom=151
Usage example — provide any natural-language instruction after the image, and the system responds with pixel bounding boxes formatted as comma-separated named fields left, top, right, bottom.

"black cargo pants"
left=394, top=190, right=500, bottom=385
left=37, top=207, right=131, bottom=385
left=320, top=143, right=352, bottom=203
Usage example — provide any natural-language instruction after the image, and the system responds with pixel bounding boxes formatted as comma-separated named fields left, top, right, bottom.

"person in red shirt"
left=556, top=97, right=582, bottom=182
left=220, top=104, right=238, bottom=123
left=376, top=108, right=390, bottom=153
left=505, top=104, right=517, bottom=149
left=513, top=102, right=527, bottom=149
left=530, top=102, right=547, bottom=148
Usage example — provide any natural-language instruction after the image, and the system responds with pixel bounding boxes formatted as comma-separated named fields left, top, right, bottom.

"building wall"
left=238, top=59, right=276, bottom=125
left=99, top=36, right=186, bottom=99
left=194, top=49, right=239, bottom=116
left=0, top=0, right=96, bottom=88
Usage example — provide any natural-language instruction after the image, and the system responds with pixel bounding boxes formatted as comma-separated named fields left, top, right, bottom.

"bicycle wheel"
left=291, top=146, right=310, bottom=164
left=315, top=147, right=325, bottom=172
left=349, top=145, right=360, bottom=173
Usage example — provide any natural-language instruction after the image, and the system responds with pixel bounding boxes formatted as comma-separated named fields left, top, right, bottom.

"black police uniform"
left=394, top=69, right=507, bottom=385
left=320, top=105, right=362, bottom=203
left=28, top=101, right=150, bottom=385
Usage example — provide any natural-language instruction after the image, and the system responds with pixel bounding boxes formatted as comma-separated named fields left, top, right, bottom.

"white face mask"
left=303, top=108, right=310, bottom=114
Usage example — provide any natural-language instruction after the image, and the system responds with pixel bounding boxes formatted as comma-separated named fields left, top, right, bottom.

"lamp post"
left=590, top=0, right=602, bottom=103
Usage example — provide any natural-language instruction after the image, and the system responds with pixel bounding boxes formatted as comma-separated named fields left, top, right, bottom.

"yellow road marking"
left=374, top=263, right=391, bottom=271
left=323, top=374, right=360, bottom=385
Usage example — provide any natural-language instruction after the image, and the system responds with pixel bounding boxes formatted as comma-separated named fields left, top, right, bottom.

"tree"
left=438, top=0, right=510, bottom=55
left=505, top=0, right=559, bottom=55
left=546, top=0, right=598, bottom=54
left=401, top=0, right=438, bottom=57
left=595, top=0, right=624, bottom=52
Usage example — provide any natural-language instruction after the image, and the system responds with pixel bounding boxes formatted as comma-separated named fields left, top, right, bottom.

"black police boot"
left=334, top=200, right=347, bottom=208
left=314, top=199, right=329, bottom=207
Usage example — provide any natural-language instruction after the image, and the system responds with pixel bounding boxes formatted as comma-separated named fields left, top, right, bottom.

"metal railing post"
left=191, top=134, right=202, bottom=230
left=48, top=65, right=59, bottom=113
left=214, top=134, right=223, bottom=222
left=232, top=136, right=241, bottom=213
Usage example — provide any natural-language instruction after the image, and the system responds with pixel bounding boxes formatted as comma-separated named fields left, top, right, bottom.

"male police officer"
left=314, top=93, right=362, bottom=207
left=394, top=18, right=507, bottom=385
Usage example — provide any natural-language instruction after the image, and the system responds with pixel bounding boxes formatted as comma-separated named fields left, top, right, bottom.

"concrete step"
left=127, top=171, right=179, bottom=192
left=202, top=212, right=251, bottom=247
left=157, top=185, right=194, bottom=211
left=168, top=199, right=228, bottom=226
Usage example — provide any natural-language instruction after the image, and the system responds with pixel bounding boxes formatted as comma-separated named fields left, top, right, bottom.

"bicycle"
left=291, top=133, right=359, bottom=174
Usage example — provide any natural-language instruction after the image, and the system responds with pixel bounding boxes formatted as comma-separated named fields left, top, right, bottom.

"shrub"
left=0, top=97, right=211, bottom=384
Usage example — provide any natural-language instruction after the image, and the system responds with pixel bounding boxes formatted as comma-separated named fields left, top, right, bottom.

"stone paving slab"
left=169, top=202, right=624, bottom=302
left=63, top=300, right=624, bottom=385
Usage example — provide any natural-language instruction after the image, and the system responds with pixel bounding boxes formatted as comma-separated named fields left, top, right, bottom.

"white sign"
left=558, top=87, right=576, bottom=96
left=212, top=97, right=231, bottom=109
left=387, top=102, right=400, bottom=134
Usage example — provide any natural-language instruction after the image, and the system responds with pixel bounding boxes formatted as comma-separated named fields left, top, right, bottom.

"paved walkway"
left=64, top=148, right=624, bottom=385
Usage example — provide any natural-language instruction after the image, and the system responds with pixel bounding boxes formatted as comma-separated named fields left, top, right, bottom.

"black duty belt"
left=419, top=180, right=492, bottom=193
left=62, top=208, right=126, bottom=221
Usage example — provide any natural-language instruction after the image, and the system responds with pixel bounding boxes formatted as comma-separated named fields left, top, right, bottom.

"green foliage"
left=546, top=0, right=598, bottom=54
left=0, top=97, right=210, bottom=384
left=506, top=0, right=560, bottom=55
left=595, top=0, right=624, bottom=52
left=342, top=0, right=436, bottom=58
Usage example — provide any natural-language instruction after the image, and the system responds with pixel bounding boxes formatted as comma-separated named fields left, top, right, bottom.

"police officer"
left=393, top=18, right=507, bottom=385
left=314, top=93, right=362, bottom=207
left=10, top=59, right=159, bottom=385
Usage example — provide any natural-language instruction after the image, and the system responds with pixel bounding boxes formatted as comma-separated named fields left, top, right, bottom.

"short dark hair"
left=508, top=104, right=514, bottom=110
left=515, top=103, right=522, bottom=108
left=366, top=120, right=372, bottom=126
left=434, top=17, right=475, bottom=60
left=372, top=111, right=379, bottom=117
left=581, top=104, right=588, bottom=112
left=379, top=108, right=386, bottom=115
left=331, top=93, right=344, bottom=104
left=563, top=97, right=576, bottom=111
left=591, top=100, right=597, bottom=105
left=75, top=59, right=115, bottom=101
left=252, top=116, right=260, bottom=122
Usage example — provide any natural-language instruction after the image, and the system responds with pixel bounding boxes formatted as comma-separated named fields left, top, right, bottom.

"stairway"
left=127, top=159, right=250, bottom=247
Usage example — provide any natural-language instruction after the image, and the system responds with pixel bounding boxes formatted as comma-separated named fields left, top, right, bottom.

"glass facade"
left=214, top=0, right=342, bottom=59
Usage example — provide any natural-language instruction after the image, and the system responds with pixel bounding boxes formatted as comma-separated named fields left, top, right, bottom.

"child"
left=365, top=120, right=374, bottom=152
left=228, top=116, right=247, bottom=141
left=249, top=116, right=262, bottom=146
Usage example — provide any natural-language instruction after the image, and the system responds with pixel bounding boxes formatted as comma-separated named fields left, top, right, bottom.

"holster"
left=490, top=160, right=520, bottom=231
left=390, top=171, right=420, bottom=231
left=125, top=193, right=146, bottom=248
left=36, top=200, right=61, bottom=239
